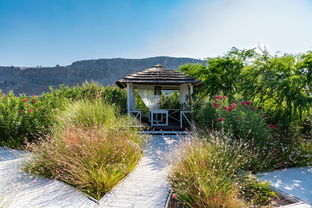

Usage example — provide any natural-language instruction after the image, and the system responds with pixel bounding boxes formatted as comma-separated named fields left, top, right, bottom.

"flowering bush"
left=193, top=95, right=312, bottom=171
left=0, top=93, right=65, bottom=147
left=0, top=83, right=127, bottom=148
left=194, top=95, right=272, bottom=145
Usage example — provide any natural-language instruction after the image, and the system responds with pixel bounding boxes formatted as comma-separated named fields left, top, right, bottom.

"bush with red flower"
left=195, top=95, right=271, bottom=145
left=0, top=82, right=127, bottom=148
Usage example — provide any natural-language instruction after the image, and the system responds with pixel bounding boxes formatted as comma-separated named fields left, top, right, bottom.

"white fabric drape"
left=179, top=84, right=189, bottom=103
left=138, top=87, right=160, bottom=109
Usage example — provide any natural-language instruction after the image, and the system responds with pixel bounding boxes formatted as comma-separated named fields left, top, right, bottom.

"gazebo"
left=116, top=64, right=200, bottom=132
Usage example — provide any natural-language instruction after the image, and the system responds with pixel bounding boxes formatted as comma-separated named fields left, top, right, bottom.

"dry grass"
left=169, top=133, right=251, bottom=208
left=169, top=131, right=278, bottom=208
left=25, top=100, right=144, bottom=199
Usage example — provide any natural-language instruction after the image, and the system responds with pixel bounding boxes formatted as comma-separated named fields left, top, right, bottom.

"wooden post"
left=127, top=83, right=131, bottom=116
left=189, top=84, right=195, bottom=131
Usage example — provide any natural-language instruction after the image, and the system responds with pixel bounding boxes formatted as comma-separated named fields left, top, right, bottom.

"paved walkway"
left=99, top=135, right=185, bottom=208
left=258, top=167, right=312, bottom=206
left=0, top=135, right=186, bottom=208
left=0, top=147, right=97, bottom=208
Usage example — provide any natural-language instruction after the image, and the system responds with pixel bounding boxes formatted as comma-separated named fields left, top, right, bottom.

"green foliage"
left=0, top=82, right=127, bottom=148
left=56, top=100, right=118, bottom=129
left=179, top=48, right=255, bottom=98
left=25, top=100, right=144, bottom=199
left=47, top=82, right=127, bottom=113
left=242, top=51, right=312, bottom=124
left=0, top=93, right=65, bottom=147
left=194, top=96, right=271, bottom=145
left=180, top=48, right=311, bottom=125
left=239, top=174, right=278, bottom=206
left=160, top=91, right=181, bottom=109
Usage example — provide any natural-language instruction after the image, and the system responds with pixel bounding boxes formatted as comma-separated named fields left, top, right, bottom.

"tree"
left=180, top=47, right=255, bottom=98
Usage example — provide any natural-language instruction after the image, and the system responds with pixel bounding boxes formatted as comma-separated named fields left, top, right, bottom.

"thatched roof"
left=116, top=64, right=200, bottom=88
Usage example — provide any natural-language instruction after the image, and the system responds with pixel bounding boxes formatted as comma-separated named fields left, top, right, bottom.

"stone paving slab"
left=258, top=167, right=312, bottom=205
left=280, top=202, right=312, bottom=208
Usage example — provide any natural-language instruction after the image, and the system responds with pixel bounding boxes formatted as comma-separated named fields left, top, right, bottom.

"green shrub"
left=239, top=174, right=278, bottom=206
left=160, top=91, right=181, bottom=109
left=194, top=95, right=271, bottom=145
left=0, top=83, right=127, bottom=148
left=25, top=100, right=144, bottom=199
left=46, top=82, right=127, bottom=113
left=0, top=93, right=65, bottom=147
left=179, top=48, right=311, bottom=126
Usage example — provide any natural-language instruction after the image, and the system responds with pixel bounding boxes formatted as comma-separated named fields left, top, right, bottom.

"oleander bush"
left=0, top=82, right=127, bottom=148
left=0, top=93, right=66, bottom=147
left=194, top=95, right=271, bottom=145
left=25, top=100, right=144, bottom=199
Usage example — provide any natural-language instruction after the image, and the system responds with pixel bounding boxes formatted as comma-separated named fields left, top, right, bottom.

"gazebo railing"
left=129, top=109, right=193, bottom=129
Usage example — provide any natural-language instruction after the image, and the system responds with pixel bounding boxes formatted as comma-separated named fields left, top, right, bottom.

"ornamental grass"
left=169, top=131, right=278, bottom=208
left=25, top=100, right=144, bottom=199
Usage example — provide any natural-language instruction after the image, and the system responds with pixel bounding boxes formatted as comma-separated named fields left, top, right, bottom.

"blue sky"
left=0, top=0, right=312, bottom=66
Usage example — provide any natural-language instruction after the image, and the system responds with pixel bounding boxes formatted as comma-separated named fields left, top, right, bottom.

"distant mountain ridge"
left=0, top=56, right=204, bottom=95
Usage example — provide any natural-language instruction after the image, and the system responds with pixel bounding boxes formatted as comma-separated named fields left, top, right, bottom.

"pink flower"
left=269, top=124, right=276, bottom=129
left=33, top=179, right=37, bottom=183
left=245, top=101, right=253, bottom=106
left=172, top=193, right=177, bottom=199
left=214, top=95, right=220, bottom=99
left=240, top=101, right=253, bottom=106
left=230, top=103, right=237, bottom=108
left=217, top=117, right=224, bottom=122
left=212, top=103, right=220, bottom=108
left=226, top=107, right=232, bottom=111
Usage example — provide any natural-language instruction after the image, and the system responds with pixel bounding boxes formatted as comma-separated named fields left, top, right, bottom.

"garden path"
left=0, top=147, right=97, bottom=208
left=99, top=135, right=187, bottom=208
left=0, top=135, right=187, bottom=208
left=258, top=167, right=312, bottom=206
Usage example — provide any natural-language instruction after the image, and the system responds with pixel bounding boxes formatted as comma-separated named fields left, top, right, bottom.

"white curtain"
left=179, top=84, right=189, bottom=103
left=138, top=87, right=160, bottom=109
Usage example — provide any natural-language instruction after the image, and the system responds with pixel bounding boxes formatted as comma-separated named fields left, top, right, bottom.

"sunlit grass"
left=25, top=100, right=145, bottom=199
left=169, top=131, right=277, bottom=208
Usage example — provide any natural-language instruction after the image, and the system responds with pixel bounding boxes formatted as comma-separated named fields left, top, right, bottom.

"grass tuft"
left=169, top=131, right=278, bottom=208
left=25, top=100, right=144, bottom=199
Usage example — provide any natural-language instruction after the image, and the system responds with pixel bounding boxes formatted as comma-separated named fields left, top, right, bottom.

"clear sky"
left=0, top=0, right=312, bottom=66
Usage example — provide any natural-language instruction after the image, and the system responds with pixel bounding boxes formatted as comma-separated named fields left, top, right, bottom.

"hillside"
left=0, top=56, right=204, bottom=95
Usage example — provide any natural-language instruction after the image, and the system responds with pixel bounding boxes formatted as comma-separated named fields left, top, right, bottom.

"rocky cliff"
left=0, top=56, right=204, bottom=95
